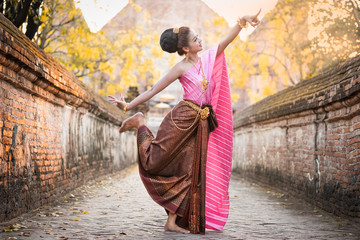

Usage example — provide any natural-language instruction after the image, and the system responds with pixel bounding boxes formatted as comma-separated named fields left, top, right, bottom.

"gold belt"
left=184, top=100, right=210, bottom=120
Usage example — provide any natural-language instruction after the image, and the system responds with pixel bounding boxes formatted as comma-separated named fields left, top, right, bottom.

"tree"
left=255, top=0, right=315, bottom=84
left=1, top=0, right=43, bottom=39
left=309, top=0, right=360, bottom=70
left=98, top=22, right=163, bottom=96
left=228, top=0, right=325, bottom=105
left=31, top=0, right=116, bottom=86
left=33, top=0, right=80, bottom=50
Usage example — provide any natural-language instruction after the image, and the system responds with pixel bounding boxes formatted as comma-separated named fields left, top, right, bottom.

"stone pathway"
left=1, top=165, right=359, bottom=239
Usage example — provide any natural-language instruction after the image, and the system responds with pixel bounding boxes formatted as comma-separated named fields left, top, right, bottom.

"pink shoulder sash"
left=205, top=50, right=233, bottom=230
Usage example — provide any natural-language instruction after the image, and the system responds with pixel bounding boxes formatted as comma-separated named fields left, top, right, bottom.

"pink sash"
left=206, top=51, right=233, bottom=230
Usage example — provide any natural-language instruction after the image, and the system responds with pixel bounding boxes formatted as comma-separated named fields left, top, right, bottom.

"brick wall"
left=232, top=55, right=360, bottom=218
left=0, top=14, right=139, bottom=222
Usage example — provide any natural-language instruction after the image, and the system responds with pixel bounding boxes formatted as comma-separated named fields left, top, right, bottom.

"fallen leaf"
left=4, top=227, right=12, bottom=232
left=8, top=224, right=21, bottom=232
left=14, top=224, right=26, bottom=228
left=72, top=218, right=79, bottom=221
left=119, top=232, right=127, bottom=235
left=102, top=212, right=108, bottom=215
left=83, top=211, right=88, bottom=214
left=18, top=232, right=31, bottom=237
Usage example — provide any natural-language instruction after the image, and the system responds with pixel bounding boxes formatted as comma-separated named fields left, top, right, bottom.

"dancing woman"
left=108, top=10, right=261, bottom=234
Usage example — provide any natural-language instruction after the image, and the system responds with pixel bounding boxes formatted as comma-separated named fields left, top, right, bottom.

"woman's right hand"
left=242, top=9, right=261, bottom=27
left=108, top=94, right=127, bottom=110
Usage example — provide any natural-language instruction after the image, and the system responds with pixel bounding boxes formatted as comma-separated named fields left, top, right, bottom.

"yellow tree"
left=244, top=0, right=359, bottom=105
left=33, top=0, right=80, bottom=49
left=26, top=0, right=118, bottom=94
left=28, top=0, right=163, bottom=97
left=235, top=0, right=321, bottom=104
left=227, top=37, right=259, bottom=104
left=100, top=25, right=163, bottom=96
left=256, top=0, right=315, bottom=83
left=98, top=1, right=164, bottom=97
left=309, top=0, right=360, bottom=70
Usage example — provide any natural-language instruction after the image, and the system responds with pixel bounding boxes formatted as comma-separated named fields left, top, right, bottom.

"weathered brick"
left=3, top=130, right=13, bottom=138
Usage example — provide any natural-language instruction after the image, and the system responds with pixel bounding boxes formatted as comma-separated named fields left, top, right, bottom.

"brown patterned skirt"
left=137, top=100, right=215, bottom=234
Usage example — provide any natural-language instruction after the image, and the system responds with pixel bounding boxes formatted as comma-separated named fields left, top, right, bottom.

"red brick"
left=354, top=122, right=360, bottom=130
left=2, top=130, right=12, bottom=138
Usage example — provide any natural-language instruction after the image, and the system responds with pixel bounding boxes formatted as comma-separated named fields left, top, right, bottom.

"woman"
left=108, top=10, right=261, bottom=234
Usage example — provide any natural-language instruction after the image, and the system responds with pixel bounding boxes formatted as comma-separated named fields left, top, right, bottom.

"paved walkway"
left=1, top=165, right=360, bottom=240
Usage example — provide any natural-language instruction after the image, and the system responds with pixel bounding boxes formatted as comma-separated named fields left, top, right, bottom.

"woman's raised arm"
left=216, top=9, right=262, bottom=57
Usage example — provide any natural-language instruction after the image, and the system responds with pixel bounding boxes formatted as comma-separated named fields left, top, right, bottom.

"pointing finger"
left=255, top=8, right=261, bottom=17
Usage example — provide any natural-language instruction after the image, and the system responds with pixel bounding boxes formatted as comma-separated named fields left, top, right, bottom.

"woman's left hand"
left=242, top=9, right=262, bottom=27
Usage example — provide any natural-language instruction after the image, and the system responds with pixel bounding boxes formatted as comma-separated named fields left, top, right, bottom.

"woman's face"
left=187, top=30, right=203, bottom=53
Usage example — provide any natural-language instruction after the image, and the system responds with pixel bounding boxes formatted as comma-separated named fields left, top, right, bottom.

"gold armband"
left=237, top=17, right=248, bottom=29
left=123, top=103, right=128, bottom=114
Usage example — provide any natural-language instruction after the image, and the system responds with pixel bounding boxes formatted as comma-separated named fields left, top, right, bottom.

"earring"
left=185, top=52, right=189, bottom=61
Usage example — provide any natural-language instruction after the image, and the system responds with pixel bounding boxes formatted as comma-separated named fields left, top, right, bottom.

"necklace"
left=187, top=57, right=208, bottom=92
left=187, top=57, right=199, bottom=72
left=199, top=58, right=208, bottom=93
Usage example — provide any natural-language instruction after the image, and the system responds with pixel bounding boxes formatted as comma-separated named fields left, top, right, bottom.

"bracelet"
left=237, top=17, right=247, bottom=28
left=123, top=103, right=128, bottom=114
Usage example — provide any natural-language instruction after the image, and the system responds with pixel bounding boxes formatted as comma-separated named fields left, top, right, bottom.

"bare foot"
left=164, top=212, right=190, bottom=234
left=119, top=112, right=144, bottom=133
left=164, top=222, right=190, bottom=234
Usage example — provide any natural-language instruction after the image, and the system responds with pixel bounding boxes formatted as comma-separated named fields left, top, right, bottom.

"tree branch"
left=256, top=51, right=296, bottom=85
left=0, top=0, right=4, bottom=14
left=25, top=0, right=43, bottom=40
left=13, top=0, right=32, bottom=27
left=349, top=0, right=360, bottom=32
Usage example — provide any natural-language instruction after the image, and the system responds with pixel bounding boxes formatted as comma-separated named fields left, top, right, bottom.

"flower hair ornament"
left=173, top=27, right=179, bottom=34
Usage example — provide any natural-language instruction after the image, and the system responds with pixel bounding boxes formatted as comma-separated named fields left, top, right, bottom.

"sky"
left=75, top=0, right=278, bottom=40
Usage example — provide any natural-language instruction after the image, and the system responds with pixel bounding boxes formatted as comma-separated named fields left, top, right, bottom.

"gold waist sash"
left=184, top=100, right=210, bottom=120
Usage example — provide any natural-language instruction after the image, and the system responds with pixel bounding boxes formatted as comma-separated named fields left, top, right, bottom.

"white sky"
left=75, top=0, right=278, bottom=40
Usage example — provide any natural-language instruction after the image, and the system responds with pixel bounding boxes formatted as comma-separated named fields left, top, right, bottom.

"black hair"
left=159, top=27, right=190, bottom=56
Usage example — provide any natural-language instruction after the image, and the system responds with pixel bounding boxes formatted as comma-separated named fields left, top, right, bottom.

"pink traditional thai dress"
left=136, top=45, right=233, bottom=234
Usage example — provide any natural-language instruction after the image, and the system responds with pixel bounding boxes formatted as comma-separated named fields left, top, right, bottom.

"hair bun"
left=159, top=28, right=178, bottom=53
